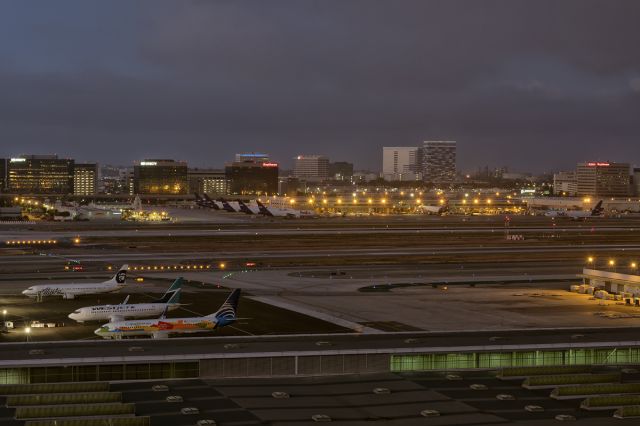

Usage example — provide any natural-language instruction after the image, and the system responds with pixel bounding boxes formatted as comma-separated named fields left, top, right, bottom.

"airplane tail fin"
left=591, top=200, right=604, bottom=215
left=237, top=201, right=253, bottom=214
left=154, top=277, right=183, bottom=303
left=255, top=200, right=272, bottom=216
left=208, top=289, right=241, bottom=326
left=105, top=265, right=128, bottom=285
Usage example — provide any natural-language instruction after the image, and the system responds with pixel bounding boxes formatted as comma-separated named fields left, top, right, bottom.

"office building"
left=634, top=168, right=640, bottom=197
left=7, top=155, right=74, bottom=194
left=133, top=159, right=188, bottom=195
left=226, top=160, right=278, bottom=195
left=553, top=171, right=577, bottom=196
left=188, top=169, right=228, bottom=195
left=73, top=163, right=98, bottom=195
left=293, top=155, right=329, bottom=181
left=576, top=162, right=630, bottom=197
left=235, top=153, right=270, bottom=163
left=0, top=158, right=6, bottom=192
left=423, top=141, right=456, bottom=184
left=382, top=147, right=422, bottom=181
left=328, top=162, right=354, bottom=181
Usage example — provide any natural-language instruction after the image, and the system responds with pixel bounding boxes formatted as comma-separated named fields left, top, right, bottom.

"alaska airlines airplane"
left=238, top=200, right=261, bottom=214
left=95, top=288, right=240, bottom=339
left=68, top=278, right=183, bottom=323
left=22, top=265, right=128, bottom=300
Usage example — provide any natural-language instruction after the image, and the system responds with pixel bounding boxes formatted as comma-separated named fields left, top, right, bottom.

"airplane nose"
left=68, top=313, right=76, bottom=320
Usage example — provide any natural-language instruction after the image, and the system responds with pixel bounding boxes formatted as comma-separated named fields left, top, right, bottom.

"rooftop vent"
left=555, top=414, right=576, bottom=421
left=525, top=405, right=544, bottom=413
left=420, top=409, right=440, bottom=417
left=181, top=407, right=199, bottom=415
left=470, top=384, right=488, bottom=390
left=272, top=391, right=290, bottom=399
left=312, top=414, right=332, bottom=422
left=373, top=387, right=391, bottom=395
left=445, top=374, right=462, bottom=381
left=166, top=395, right=184, bottom=403
left=496, top=394, right=515, bottom=401
left=152, top=385, right=169, bottom=392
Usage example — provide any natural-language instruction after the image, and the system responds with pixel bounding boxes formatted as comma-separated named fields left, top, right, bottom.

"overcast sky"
left=1, top=0, right=639, bottom=172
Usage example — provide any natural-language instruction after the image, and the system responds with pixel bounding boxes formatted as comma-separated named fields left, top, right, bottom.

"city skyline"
left=1, top=1, right=639, bottom=172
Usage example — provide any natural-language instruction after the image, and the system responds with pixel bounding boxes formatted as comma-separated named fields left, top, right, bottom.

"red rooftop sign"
left=587, top=162, right=610, bottom=167
left=262, top=162, right=278, bottom=168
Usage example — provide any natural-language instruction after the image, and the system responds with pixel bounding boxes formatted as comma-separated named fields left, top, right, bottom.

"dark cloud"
left=0, top=0, right=639, bottom=171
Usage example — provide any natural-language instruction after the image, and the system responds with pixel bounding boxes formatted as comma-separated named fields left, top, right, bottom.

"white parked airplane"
left=256, top=200, right=302, bottom=219
left=68, top=277, right=183, bottom=323
left=544, top=200, right=604, bottom=220
left=94, top=289, right=240, bottom=339
left=420, top=201, right=449, bottom=215
left=22, top=265, right=128, bottom=300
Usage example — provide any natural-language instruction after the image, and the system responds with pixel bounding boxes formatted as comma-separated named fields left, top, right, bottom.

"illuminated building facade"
left=133, top=159, right=188, bottom=195
left=235, top=153, right=270, bottom=163
left=73, top=163, right=98, bottom=195
left=423, top=141, right=456, bottom=184
left=7, top=155, right=74, bottom=194
left=188, top=169, right=228, bottom=195
left=576, top=162, right=630, bottom=197
left=226, top=161, right=279, bottom=195
left=382, top=147, right=422, bottom=181
left=293, top=155, right=329, bottom=182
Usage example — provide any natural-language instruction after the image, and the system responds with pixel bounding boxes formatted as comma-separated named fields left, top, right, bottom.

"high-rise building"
left=633, top=168, right=640, bottom=197
left=328, top=162, right=354, bottom=181
left=133, top=159, right=188, bottom=195
left=0, top=158, right=6, bottom=192
left=73, top=163, right=98, bottom=195
left=293, top=155, right=329, bottom=181
left=7, top=155, right=74, bottom=194
left=382, top=147, right=422, bottom=181
left=553, top=171, right=577, bottom=196
left=226, top=161, right=279, bottom=195
left=188, top=169, right=228, bottom=195
left=235, top=153, right=270, bottom=163
left=423, top=141, right=456, bottom=184
left=576, top=162, right=630, bottom=197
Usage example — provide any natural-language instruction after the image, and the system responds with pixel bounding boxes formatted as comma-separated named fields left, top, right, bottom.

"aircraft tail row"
left=591, top=200, right=604, bottom=216
left=153, top=277, right=183, bottom=304
left=104, top=265, right=129, bottom=285
left=207, top=288, right=241, bottom=326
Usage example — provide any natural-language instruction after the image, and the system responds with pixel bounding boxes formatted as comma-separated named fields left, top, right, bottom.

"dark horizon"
left=1, top=1, right=639, bottom=172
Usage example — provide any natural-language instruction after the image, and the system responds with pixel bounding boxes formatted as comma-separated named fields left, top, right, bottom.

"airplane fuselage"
left=22, top=283, right=125, bottom=299
left=69, top=303, right=180, bottom=322
left=95, top=316, right=222, bottom=339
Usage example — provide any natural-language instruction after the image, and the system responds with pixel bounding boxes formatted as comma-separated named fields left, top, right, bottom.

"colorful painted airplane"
left=94, top=288, right=240, bottom=339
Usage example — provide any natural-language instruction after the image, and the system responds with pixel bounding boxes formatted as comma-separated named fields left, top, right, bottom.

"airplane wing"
left=120, top=295, right=130, bottom=305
